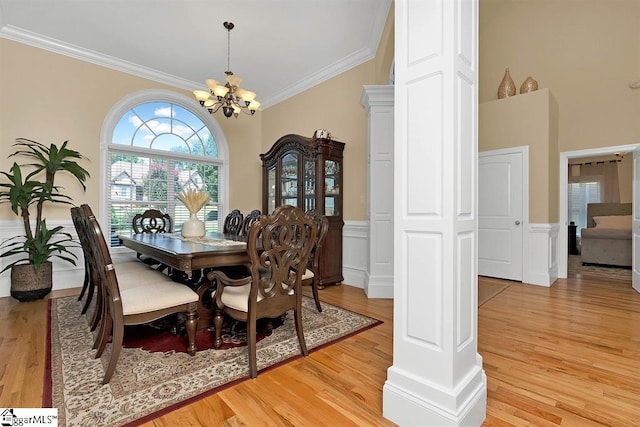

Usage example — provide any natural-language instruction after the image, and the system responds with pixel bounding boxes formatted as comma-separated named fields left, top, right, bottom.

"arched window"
left=101, top=90, right=228, bottom=247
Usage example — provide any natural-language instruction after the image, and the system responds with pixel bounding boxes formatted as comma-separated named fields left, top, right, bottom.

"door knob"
left=515, top=220, right=521, bottom=225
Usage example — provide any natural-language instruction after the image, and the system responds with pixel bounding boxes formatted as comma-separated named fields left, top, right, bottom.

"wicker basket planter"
left=10, top=262, right=53, bottom=302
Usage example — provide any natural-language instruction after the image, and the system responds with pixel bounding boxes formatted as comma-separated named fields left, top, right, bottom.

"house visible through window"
left=108, top=100, right=223, bottom=246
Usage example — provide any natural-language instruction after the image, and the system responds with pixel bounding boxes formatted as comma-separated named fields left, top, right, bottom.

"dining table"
left=118, top=231, right=250, bottom=330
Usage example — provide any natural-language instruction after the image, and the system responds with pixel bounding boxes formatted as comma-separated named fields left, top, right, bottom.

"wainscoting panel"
left=0, top=219, right=560, bottom=298
left=342, top=221, right=369, bottom=289
left=522, top=223, right=559, bottom=287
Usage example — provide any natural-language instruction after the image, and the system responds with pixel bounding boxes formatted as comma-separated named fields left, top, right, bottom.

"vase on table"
left=497, top=68, right=516, bottom=99
left=177, top=188, right=210, bottom=238
left=182, top=211, right=206, bottom=238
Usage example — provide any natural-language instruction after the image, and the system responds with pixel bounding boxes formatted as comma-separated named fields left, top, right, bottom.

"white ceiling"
left=0, top=0, right=392, bottom=109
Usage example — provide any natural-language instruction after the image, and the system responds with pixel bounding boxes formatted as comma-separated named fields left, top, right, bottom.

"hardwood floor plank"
left=2, top=273, right=640, bottom=425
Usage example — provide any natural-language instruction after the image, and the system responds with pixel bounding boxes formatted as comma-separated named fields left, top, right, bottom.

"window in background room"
left=568, top=180, right=601, bottom=236
left=108, top=101, right=222, bottom=247
left=567, top=160, right=620, bottom=237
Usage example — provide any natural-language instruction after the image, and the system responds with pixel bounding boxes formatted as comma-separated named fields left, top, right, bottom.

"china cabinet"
left=260, top=133, right=345, bottom=286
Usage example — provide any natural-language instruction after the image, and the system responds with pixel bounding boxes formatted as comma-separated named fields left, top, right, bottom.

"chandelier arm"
left=237, top=108, right=256, bottom=116
left=207, top=102, right=224, bottom=114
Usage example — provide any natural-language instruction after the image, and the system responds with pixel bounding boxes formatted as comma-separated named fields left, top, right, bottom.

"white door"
left=478, top=151, right=524, bottom=281
left=632, top=148, right=640, bottom=293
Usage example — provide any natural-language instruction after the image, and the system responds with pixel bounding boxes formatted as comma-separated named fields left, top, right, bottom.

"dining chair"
left=71, top=206, right=150, bottom=330
left=223, top=209, right=244, bottom=235
left=239, top=209, right=261, bottom=236
left=80, top=204, right=199, bottom=384
left=71, top=206, right=96, bottom=314
left=75, top=205, right=176, bottom=346
left=209, top=205, right=318, bottom=378
left=132, top=209, right=172, bottom=234
left=132, top=208, right=173, bottom=272
left=301, top=210, right=329, bottom=312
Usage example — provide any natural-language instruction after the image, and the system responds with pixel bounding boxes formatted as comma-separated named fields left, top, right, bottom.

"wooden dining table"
left=118, top=232, right=250, bottom=330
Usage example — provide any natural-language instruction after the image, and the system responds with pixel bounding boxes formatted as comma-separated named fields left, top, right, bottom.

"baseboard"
left=364, top=272, right=393, bottom=298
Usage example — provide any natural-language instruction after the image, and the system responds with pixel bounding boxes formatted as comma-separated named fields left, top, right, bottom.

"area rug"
left=44, top=296, right=382, bottom=426
left=568, top=254, right=631, bottom=282
left=478, top=280, right=509, bottom=306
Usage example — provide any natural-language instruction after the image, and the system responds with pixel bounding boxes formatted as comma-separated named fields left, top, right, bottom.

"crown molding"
left=0, top=25, right=201, bottom=92
left=1, top=0, right=391, bottom=111
left=262, top=46, right=375, bottom=108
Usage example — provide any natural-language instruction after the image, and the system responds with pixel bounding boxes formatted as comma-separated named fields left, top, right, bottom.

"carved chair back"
left=210, top=205, right=318, bottom=378
left=132, top=209, right=172, bottom=234
left=223, top=209, right=244, bottom=235
left=240, top=209, right=261, bottom=236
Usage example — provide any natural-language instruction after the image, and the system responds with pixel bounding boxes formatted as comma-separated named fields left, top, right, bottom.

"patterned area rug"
left=44, top=296, right=381, bottom=426
left=568, top=254, right=632, bottom=282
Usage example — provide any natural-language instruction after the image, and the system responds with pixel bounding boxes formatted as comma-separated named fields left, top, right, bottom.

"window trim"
left=99, top=89, right=230, bottom=248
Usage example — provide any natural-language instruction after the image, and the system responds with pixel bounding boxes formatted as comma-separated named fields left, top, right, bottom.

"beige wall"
left=480, top=89, right=559, bottom=222
left=480, top=0, right=640, bottom=221
left=0, top=5, right=394, bottom=223
left=218, top=115, right=263, bottom=214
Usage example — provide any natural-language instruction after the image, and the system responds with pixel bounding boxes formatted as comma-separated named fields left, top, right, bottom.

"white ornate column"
left=360, top=85, right=394, bottom=299
left=383, top=0, right=486, bottom=425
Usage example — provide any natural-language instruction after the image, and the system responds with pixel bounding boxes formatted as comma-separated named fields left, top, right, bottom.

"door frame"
left=479, top=145, right=529, bottom=281
left=558, top=143, right=639, bottom=278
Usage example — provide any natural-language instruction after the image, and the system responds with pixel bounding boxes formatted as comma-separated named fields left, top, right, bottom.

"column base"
left=383, top=367, right=486, bottom=426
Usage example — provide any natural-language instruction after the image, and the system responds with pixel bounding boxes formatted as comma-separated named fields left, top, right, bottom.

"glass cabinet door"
left=267, top=166, right=276, bottom=214
left=324, top=159, right=340, bottom=216
left=304, top=157, right=315, bottom=212
left=281, top=152, right=298, bottom=208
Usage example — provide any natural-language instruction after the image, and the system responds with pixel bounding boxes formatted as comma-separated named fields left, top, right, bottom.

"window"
left=568, top=180, right=601, bottom=236
left=104, top=91, right=228, bottom=247
left=568, top=160, right=620, bottom=237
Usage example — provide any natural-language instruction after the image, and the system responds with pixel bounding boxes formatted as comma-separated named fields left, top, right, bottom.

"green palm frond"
left=0, top=138, right=89, bottom=268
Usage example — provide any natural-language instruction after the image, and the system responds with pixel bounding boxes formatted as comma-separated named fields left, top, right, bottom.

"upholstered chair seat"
left=120, top=280, right=199, bottom=316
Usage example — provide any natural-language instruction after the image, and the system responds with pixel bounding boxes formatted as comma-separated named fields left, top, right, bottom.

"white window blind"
left=568, top=181, right=601, bottom=236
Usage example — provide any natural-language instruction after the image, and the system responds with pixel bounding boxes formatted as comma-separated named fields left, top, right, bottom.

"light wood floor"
left=1, top=273, right=639, bottom=426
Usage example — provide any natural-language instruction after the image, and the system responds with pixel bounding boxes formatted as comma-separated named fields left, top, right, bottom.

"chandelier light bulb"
left=213, top=85, right=229, bottom=98
left=205, top=79, right=220, bottom=90
left=240, top=90, right=256, bottom=103
left=192, top=90, right=210, bottom=105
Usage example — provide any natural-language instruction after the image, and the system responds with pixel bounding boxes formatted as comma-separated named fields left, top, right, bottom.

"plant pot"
left=10, top=262, right=53, bottom=302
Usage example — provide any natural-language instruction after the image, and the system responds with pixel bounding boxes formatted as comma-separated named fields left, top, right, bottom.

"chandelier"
left=193, top=21, right=260, bottom=118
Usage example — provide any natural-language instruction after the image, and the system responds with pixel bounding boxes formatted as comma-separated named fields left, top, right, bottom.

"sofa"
left=580, top=202, right=632, bottom=267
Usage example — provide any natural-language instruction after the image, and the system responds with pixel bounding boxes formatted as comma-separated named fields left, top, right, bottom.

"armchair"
left=209, top=205, right=318, bottom=378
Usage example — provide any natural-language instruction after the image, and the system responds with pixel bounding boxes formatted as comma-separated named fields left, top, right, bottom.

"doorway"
left=558, top=143, right=639, bottom=279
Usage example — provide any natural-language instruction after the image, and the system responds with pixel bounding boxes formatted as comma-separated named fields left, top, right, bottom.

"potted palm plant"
left=0, top=138, right=90, bottom=301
